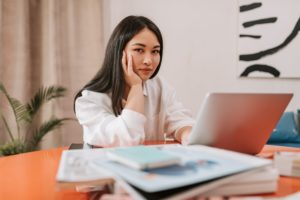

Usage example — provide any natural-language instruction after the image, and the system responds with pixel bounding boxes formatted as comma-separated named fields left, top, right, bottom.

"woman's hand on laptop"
left=175, top=126, right=192, bottom=145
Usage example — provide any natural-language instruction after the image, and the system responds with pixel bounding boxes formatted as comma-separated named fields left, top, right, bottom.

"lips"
left=139, top=68, right=152, bottom=71
left=139, top=69, right=152, bottom=74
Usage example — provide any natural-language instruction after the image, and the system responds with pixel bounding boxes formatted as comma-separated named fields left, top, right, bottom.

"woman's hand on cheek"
left=122, top=51, right=142, bottom=87
left=121, top=51, right=144, bottom=114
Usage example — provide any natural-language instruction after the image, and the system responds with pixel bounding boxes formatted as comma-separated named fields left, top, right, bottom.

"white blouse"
left=75, top=76, right=195, bottom=147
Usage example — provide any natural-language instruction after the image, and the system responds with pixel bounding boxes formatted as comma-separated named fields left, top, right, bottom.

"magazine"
left=56, top=149, right=115, bottom=188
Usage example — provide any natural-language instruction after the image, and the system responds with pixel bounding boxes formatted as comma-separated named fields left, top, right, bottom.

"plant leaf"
left=29, top=117, right=70, bottom=150
left=0, top=83, right=30, bottom=138
left=0, top=109, right=14, bottom=141
left=0, top=140, right=27, bottom=156
left=26, top=86, right=66, bottom=121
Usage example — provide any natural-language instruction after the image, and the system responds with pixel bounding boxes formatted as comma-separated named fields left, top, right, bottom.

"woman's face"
left=124, top=28, right=161, bottom=81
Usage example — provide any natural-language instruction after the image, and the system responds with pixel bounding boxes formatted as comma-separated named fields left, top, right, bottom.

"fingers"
left=122, top=51, right=133, bottom=73
left=122, top=51, right=127, bottom=72
left=121, top=51, right=142, bottom=86
left=122, top=51, right=134, bottom=75
left=127, top=54, right=133, bottom=74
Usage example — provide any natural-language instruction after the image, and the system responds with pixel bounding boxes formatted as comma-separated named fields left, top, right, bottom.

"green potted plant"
left=0, top=83, right=70, bottom=156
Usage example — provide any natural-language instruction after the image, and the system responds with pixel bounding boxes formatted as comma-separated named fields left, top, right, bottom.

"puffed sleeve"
left=75, top=90, right=146, bottom=147
left=162, top=80, right=195, bottom=136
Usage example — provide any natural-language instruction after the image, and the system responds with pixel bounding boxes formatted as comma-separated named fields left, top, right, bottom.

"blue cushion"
left=267, top=112, right=300, bottom=143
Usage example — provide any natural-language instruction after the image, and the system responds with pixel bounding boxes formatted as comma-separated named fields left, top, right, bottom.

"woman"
left=74, top=15, right=194, bottom=147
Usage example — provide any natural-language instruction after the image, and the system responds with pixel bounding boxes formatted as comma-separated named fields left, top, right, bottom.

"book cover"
left=106, top=145, right=181, bottom=170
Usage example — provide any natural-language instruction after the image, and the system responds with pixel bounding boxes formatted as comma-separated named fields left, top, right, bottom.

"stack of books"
left=274, top=151, right=300, bottom=178
left=56, top=145, right=278, bottom=199
left=203, top=166, right=278, bottom=196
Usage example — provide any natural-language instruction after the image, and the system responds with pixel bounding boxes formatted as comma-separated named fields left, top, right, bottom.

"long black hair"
left=73, top=16, right=163, bottom=116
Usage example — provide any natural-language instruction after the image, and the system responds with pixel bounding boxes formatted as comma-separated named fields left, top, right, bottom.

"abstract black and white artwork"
left=238, top=0, right=300, bottom=78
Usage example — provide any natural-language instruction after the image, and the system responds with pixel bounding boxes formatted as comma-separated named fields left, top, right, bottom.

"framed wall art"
left=238, top=0, right=300, bottom=78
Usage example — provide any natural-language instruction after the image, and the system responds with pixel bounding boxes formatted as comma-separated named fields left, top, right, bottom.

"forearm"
left=76, top=90, right=147, bottom=147
left=82, top=110, right=146, bottom=147
left=125, top=84, right=144, bottom=114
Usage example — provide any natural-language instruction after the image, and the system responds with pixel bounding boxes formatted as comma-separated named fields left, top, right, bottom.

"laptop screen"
left=187, top=93, right=293, bottom=154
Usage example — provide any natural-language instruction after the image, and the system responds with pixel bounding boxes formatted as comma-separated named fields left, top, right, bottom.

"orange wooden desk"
left=0, top=144, right=300, bottom=200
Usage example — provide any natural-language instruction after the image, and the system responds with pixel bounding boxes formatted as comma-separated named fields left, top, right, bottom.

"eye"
left=134, top=48, right=144, bottom=53
left=152, top=50, right=160, bottom=54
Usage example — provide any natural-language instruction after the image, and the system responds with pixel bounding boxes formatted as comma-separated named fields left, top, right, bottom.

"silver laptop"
left=187, top=93, right=293, bottom=154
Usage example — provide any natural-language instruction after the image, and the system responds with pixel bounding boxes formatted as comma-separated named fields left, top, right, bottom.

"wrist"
left=125, top=84, right=144, bottom=114
left=130, top=83, right=142, bottom=89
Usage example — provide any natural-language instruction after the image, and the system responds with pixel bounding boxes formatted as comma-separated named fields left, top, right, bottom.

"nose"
left=143, top=54, right=152, bottom=66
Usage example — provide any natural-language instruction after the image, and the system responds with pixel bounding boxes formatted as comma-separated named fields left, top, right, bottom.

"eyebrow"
left=132, top=43, right=160, bottom=49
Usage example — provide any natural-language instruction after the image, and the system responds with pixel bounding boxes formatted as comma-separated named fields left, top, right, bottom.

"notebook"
left=187, top=93, right=293, bottom=154
left=106, top=146, right=181, bottom=170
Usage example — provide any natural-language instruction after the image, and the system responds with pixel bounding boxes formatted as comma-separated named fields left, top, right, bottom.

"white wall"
left=103, top=0, right=300, bottom=116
